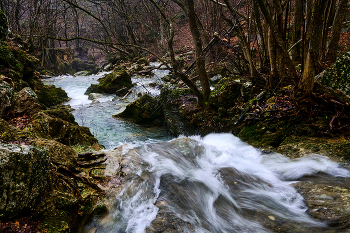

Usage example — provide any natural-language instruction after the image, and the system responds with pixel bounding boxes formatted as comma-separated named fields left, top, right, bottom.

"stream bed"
left=43, top=66, right=350, bottom=233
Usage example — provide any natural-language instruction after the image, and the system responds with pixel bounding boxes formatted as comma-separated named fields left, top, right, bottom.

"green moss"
left=85, top=69, right=133, bottom=95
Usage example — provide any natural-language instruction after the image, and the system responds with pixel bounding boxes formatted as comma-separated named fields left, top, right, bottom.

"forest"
left=1, top=0, right=350, bottom=232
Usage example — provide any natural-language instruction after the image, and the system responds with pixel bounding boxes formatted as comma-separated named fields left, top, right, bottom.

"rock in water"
left=85, top=70, right=133, bottom=96
left=0, top=143, right=50, bottom=219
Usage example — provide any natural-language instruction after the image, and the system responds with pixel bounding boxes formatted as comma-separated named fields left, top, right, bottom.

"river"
left=43, top=66, right=350, bottom=233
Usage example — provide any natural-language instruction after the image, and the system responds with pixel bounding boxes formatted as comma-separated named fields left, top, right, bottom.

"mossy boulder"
left=0, top=10, right=8, bottom=41
left=160, top=87, right=199, bottom=136
left=42, top=106, right=76, bottom=124
left=29, top=112, right=99, bottom=148
left=209, top=76, right=252, bottom=109
left=32, top=139, right=78, bottom=169
left=115, top=94, right=163, bottom=126
left=0, top=119, right=19, bottom=141
left=0, top=42, right=39, bottom=85
left=0, top=143, right=50, bottom=219
left=29, top=78, right=69, bottom=107
left=85, top=69, right=133, bottom=96
left=71, top=58, right=99, bottom=74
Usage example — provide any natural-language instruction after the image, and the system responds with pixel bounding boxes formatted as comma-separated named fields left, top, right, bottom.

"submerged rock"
left=85, top=70, right=133, bottom=96
left=0, top=143, right=50, bottom=219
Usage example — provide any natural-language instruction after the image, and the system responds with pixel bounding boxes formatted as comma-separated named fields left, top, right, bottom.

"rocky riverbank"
left=0, top=39, right=109, bottom=232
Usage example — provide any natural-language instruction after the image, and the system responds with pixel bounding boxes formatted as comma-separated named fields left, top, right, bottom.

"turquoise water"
left=43, top=66, right=172, bottom=149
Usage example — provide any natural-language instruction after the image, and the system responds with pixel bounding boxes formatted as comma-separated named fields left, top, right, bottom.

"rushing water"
left=43, top=66, right=172, bottom=149
left=43, top=66, right=350, bottom=233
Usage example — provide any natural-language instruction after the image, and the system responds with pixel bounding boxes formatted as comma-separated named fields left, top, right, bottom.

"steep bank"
left=0, top=40, right=106, bottom=232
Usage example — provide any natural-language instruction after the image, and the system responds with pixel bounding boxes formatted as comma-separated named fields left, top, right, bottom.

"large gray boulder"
left=0, top=143, right=50, bottom=219
left=12, top=87, right=41, bottom=116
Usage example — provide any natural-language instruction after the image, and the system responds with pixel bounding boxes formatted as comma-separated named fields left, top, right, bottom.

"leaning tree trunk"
left=326, top=0, right=349, bottom=63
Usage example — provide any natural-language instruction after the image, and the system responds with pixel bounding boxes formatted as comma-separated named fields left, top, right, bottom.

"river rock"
left=0, top=143, right=50, bottom=219
left=71, top=58, right=99, bottom=74
left=85, top=70, right=133, bottom=96
left=11, top=87, right=41, bottom=116
left=293, top=178, right=350, bottom=225
left=30, top=78, right=69, bottom=107
left=32, top=139, right=78, bottom=169
left=115, top=94, right=163, bottom=126
left=74, top=71, right=91, bottom=76
left=0, top=78, right=13, bottom=118
left=29, top=112, right=99, bottom=148
left=160, top=87, right=197, bottom=136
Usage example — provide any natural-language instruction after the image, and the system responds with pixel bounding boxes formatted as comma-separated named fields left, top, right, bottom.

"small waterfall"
left=43, top=66, right=350, bottom=233
left=85, top=134, right=349, bottom=233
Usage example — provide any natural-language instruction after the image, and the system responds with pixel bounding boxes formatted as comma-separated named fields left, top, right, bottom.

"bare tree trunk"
left=291, top=0, right=303, bottom=63
left=187, top=0, right=210, bottom=103
left=255, top=0, right=299, bottom=81
left=326, top=0, right=349, bottom=63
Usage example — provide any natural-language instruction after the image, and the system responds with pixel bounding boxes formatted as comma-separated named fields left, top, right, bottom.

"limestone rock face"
left=85, top=70, right=133, bottom=96
left=0, top=79, right=13, bottom=118
left=0, top=143, right=50, bottom=219
left=11, top=87, right=41, bottom=116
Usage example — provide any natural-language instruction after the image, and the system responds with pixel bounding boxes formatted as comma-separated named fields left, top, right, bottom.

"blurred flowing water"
left=43, top=66, right=350, bottom=233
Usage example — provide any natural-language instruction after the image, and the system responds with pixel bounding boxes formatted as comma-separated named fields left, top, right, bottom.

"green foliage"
left=320, top=48, right=350, bottom=95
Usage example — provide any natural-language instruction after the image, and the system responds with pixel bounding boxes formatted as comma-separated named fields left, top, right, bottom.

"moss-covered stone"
left=115, top=94, right=163, bottom=126
left=32, top=139, right=78, bottom=169
left=29, top=78, right=68, bottom=107
left=0, top=143, right=50, bottom=219
left=42, top=106, right=76, bottom=124
left=85, top=69, right=133, bottom=96
left=209, top=76, right=252, bottom=109
left=29, top=112, right=99, bottom=148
